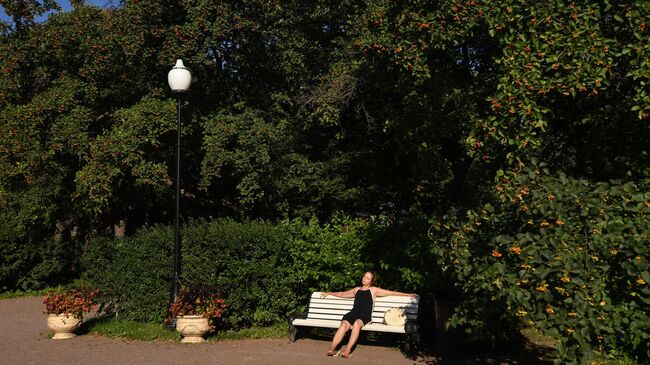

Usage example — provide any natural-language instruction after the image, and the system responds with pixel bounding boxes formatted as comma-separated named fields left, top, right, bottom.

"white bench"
left=288, top=292, right=421, bottom=351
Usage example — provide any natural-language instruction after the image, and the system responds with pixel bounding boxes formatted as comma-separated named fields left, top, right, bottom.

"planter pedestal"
left=176, top=315, right=211, bottom=343
left=47, top=314, right=82, bottom=339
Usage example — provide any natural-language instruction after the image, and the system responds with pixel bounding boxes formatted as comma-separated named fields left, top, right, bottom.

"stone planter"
left=176, top=315, right=211, bottom=343
left=47, top=314, right=82, bottom=339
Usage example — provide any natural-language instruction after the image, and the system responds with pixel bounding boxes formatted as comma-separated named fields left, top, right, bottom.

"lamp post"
left=167, top=59, right=191, bottom=306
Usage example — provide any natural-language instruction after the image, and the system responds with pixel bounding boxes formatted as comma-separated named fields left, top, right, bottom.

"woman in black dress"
left=320, top=272, right=418, bottom=358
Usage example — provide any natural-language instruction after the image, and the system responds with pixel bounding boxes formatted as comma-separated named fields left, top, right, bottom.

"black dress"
left=342, top=289, right=373, bottom=325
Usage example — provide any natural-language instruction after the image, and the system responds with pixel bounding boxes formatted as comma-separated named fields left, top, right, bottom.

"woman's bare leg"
left=327, top=320, right=351, bottom=355
left=341, top=320, right=363, bottom=357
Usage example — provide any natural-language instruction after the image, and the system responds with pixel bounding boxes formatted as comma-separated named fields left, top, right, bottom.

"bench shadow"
left=298, top=328, right=554, bottom=365
left=403, top=338, right=554, bottom=365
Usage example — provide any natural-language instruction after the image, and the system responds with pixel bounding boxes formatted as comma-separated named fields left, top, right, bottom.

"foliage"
left=42, top=286, right=99, bottom=319
left=352, top=0, right=649, bottom=165
left=73, top=96, right=178, bottom=217
left=167, top=284, right=225, bottom=325
left=431, top=166, right=650, bottom=363
left=0, top=0, right=59, bottom=33
left=284, top=215, right=371, bottom=294
left=81, top=228, right=172, bottom=322
left=0, top=178, right=76, bottom=291
left=82, top=219, right=295, bottom=327
left=364, top=213, right=439, bottom=294
left=81, top=217, right=430, bottom=328
left=179, top=218, right=298, bottom=327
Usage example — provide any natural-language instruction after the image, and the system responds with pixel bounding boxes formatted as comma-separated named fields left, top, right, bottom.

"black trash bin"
left=433, top=299, right=462, bottom=352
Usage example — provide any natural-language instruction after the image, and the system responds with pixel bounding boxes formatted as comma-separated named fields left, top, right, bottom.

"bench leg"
left=404, top=321, right=420, bottom=353
left=288, top=316, right=300, bottom=342
left=288, top=324, right=299, bottom=342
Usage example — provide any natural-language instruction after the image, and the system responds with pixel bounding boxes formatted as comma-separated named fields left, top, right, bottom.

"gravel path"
left=1, top=296, right=436, bottom=365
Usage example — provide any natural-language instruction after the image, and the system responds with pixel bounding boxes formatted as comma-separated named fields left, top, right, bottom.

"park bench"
left=288, top=292, right=421, bottom=352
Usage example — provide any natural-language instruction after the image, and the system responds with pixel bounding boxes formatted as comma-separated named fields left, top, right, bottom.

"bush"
left=0, top=181, right=77, bottom=291
left=364, top=213, right=441, bottom=294
left=82, top=216, right=435, bottom=330
left=82, top=219, right=298, bottom=327
left=283, top=215, right=372, bottom=294
left=431, top=167, right=650, bottom=364
left=180, top=218, right=297, bottom=327
left=82, top=228, right=171, bottom=322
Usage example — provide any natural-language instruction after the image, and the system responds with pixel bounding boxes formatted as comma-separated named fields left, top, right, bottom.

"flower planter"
left=176, top=315, right=211, bottom=343
left=47, top=314, right=82, bottom=339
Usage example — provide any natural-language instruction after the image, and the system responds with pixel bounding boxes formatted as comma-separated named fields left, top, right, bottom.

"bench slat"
left=292, top=318, right=408, bottom=334
left=309, top=303, right=352, bottom=310
left=307, top=311, right=417, bottom=323
left=307, top=311, right=349, bottom=318
left=307, top=309, right=418, bottom=317
left=311, top=292, right=417, bottom=304
left=306, top=313, right=348, bottom=320
left=309, top=303, right=419, bottom=312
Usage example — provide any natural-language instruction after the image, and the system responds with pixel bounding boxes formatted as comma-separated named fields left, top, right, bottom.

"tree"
left=0, top=0, right=59, bottom=33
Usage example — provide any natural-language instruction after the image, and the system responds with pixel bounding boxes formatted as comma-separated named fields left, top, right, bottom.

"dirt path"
left=1, top=296, right=436, bottom=365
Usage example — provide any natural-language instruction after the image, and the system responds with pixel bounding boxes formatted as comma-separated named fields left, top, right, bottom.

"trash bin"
left=433, top=299, right=461, bottom=352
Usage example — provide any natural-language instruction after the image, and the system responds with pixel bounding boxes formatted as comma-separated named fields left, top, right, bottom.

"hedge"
left=81, top=217, right=380, bottom=328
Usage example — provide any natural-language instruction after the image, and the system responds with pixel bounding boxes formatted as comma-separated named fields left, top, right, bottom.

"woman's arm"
left=320, top=288, right=357, bottom=298
left=373, top=287, right=419, bottom=298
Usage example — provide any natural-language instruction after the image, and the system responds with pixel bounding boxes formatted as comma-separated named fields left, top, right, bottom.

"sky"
left=1, top=1, right=112, bottom=24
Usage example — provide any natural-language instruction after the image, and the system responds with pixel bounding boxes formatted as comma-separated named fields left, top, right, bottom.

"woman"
left=320, top=271, right=418, bottom=358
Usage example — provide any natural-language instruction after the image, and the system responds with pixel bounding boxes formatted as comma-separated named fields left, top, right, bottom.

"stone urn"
left=47, top=314, right=82, bottom=339
left=176, top=315, right=211, bottom=343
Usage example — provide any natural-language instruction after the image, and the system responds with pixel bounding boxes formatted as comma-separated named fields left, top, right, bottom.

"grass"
left=0, top=279, right=92, bottom=300
left=83, top=317, right=181, bottom=341
left=0, top=287, right=52, bottom=300
left=83, top=317, right=286, bottom=342
left=209, top=322, right=286, bottom=341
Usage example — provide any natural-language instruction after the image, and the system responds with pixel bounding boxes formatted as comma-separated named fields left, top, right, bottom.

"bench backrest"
left=307, top=292, right=419, bottom=324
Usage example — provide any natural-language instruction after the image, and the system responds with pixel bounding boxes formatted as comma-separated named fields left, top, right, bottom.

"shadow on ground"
left=302, top=328, right=554, bottom=365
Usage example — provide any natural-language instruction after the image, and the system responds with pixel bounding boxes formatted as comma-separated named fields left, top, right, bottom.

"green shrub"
left=365, top=213, right=440, bottom=294
left=180, top=218, right=297, bottom=327
left=0, top=181, right=76, bottom=291
left=283, top=215, right=372, bottom=295
left=83, top=219, right=299, bottom=327
left=82, top=216, right=435, bottom=330
left=81, top=228, right=171, bottom=322
left=431, top=167, right=650, bottom=364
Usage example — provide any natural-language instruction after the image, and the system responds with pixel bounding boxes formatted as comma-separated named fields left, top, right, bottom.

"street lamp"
left=167, top=59, right=191, bottom=306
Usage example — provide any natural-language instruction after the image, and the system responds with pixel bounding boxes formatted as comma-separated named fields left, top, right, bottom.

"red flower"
left=43, top=287, right=100, bottom=319
left=167, top=284, right=226, bottom=325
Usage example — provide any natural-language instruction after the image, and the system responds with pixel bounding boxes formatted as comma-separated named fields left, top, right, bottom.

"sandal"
left=340, top=352, right=350, bottom=358
left=326, top=350, right=337, bottom=357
